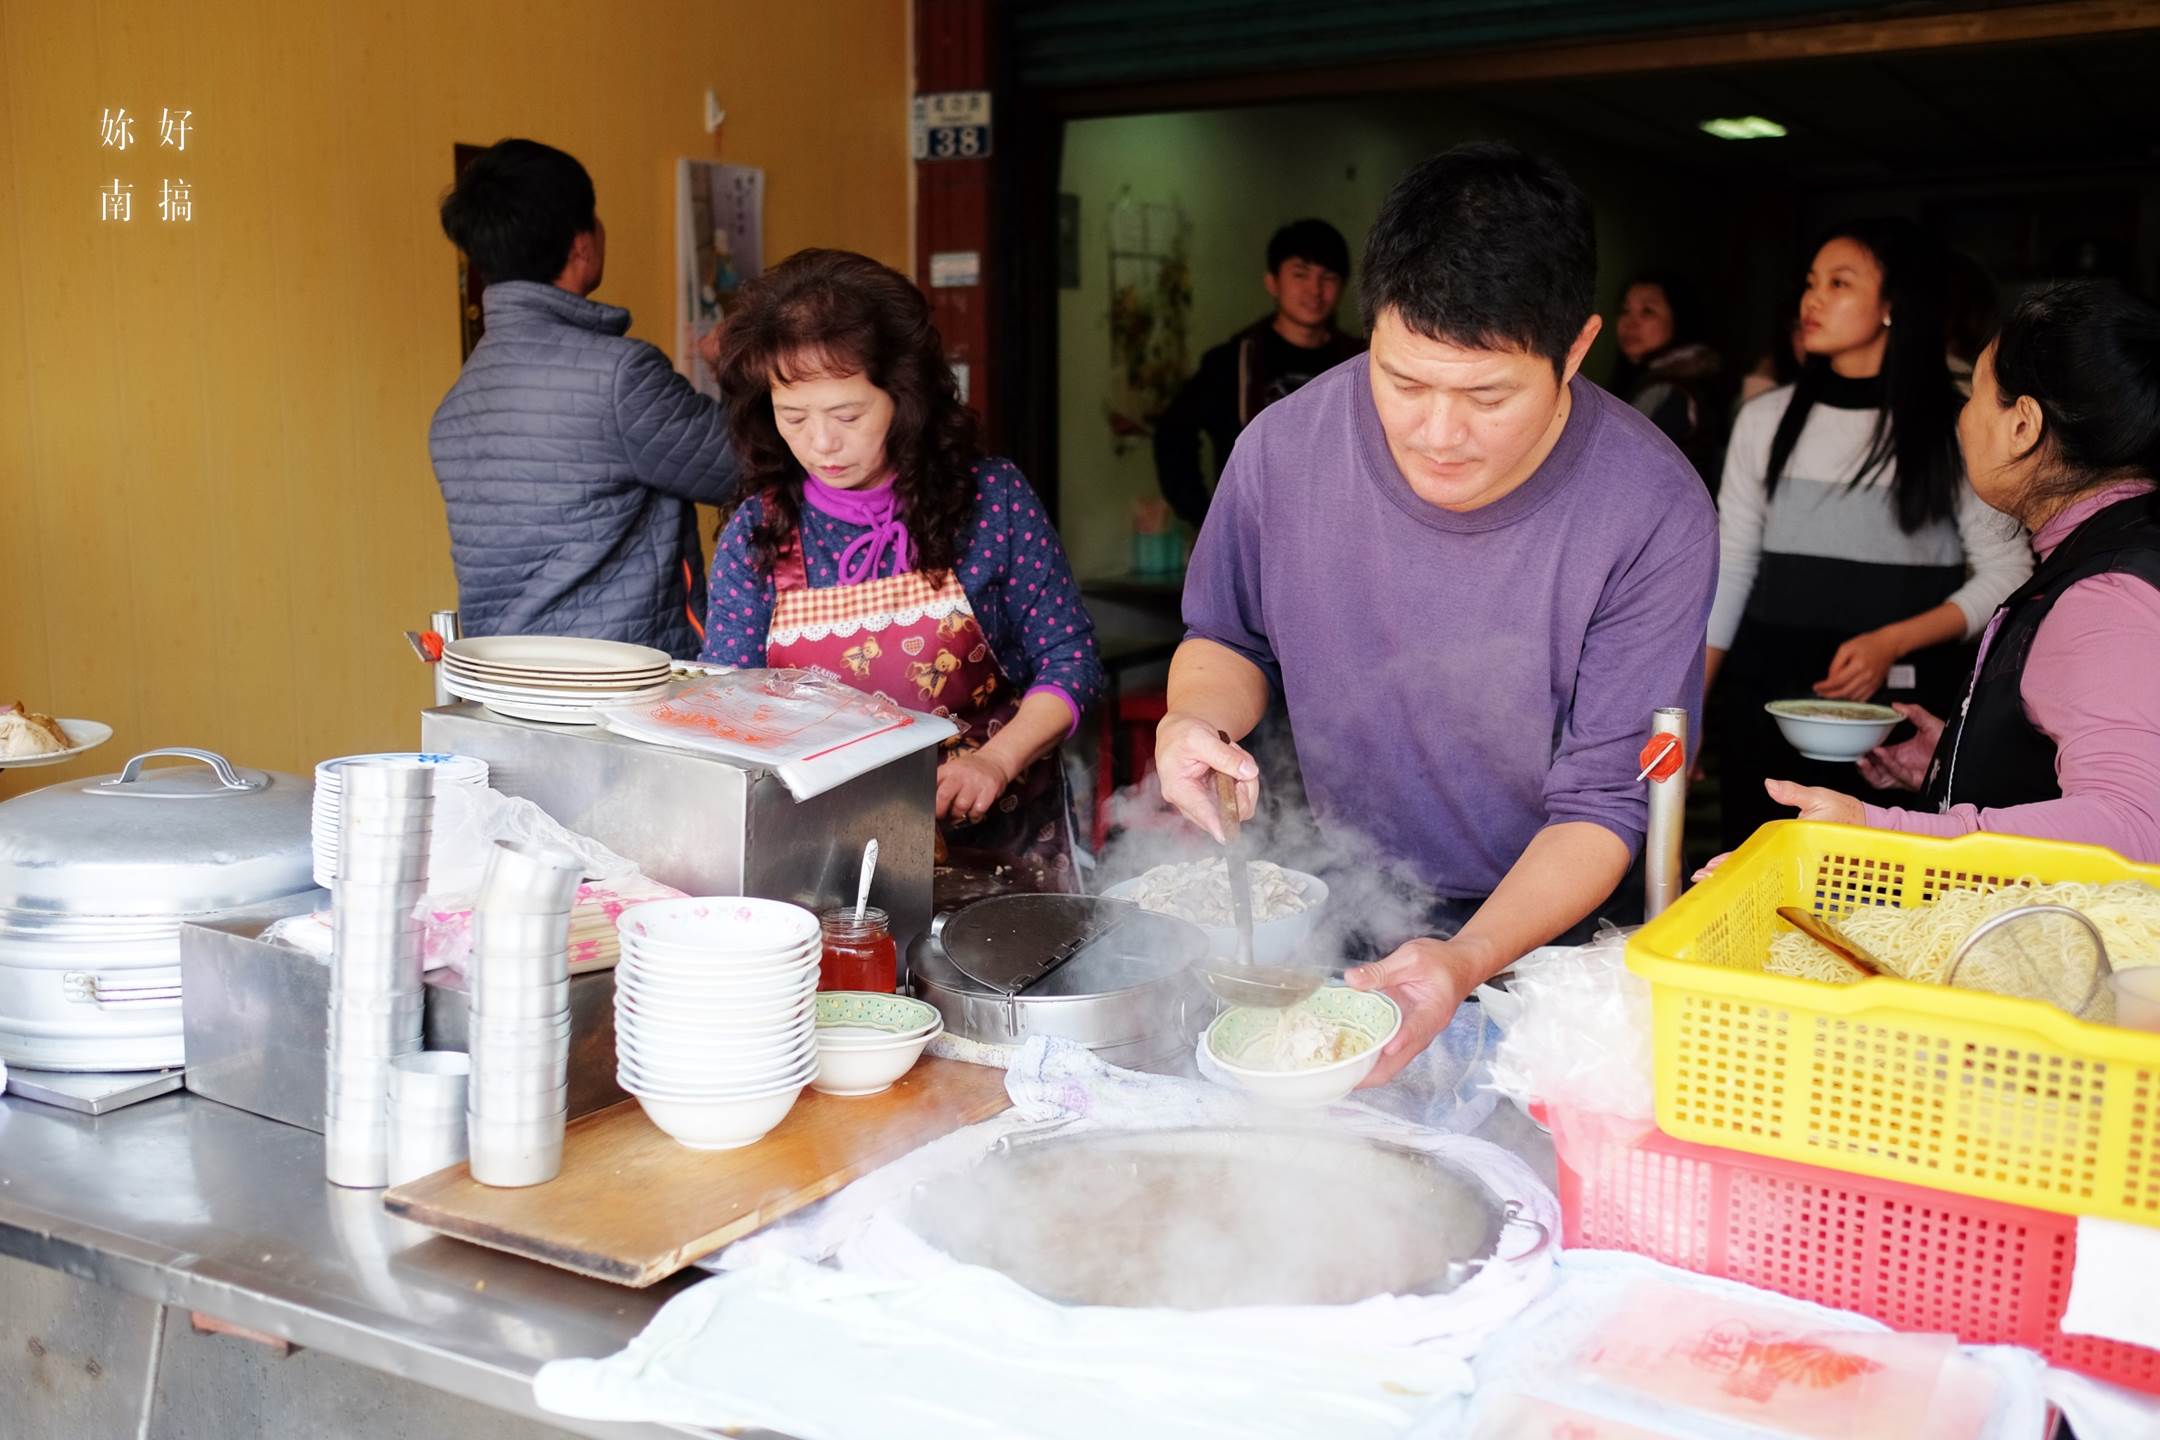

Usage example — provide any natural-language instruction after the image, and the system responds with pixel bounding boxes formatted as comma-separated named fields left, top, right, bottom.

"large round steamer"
left=906, top=893, right=1211, bottom=1070
left=0, top=748, right=315, bottom=1071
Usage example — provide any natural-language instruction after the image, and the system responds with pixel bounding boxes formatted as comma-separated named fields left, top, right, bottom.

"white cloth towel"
left=534, top=1250, right=1477, bottom=1440
left=2062, top=1216, right=2160, bottom=1352
left=535, top=1038, right=1558, bottom=1437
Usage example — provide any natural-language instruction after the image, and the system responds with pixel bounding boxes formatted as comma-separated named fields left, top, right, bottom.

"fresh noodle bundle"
left=1765, top=877, right=2160, bottom=1016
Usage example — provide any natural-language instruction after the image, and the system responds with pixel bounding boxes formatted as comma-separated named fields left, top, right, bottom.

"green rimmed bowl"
left=812, top=992, right=943, bottom=1097
left=1205, top=986, right=1402, bottom=1107
left=814, top=991, right=941, bottom=1045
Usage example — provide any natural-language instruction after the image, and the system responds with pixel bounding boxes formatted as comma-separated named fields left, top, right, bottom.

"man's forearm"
left=1165, top=638, right=1270, bottom=739
left=1445, top=821, right=1633, bottom=990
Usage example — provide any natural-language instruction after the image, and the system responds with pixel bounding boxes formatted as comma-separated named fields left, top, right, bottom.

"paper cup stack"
left=325, top=762, right=435, bottom=1188
left=467, top=839, right=582, bottom=1187
left=614, top=898, right=822, bottom=1150
left=387, top=1051, right=471, bottom=1186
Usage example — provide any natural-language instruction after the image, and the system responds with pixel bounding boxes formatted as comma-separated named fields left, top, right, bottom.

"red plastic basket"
left=1548, top=1107, right=2160, bottom=1395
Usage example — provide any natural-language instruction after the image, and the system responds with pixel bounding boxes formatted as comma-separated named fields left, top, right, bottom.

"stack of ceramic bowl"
left=312, top=752, right=488, bottom=889
left=325, top=762, right=435, bottom=1188
left=387, top=1051, right=471, bottom=1186
left=614, top=898, right=821, bottom=1150
left=467, top=839, right=582, bottom=1187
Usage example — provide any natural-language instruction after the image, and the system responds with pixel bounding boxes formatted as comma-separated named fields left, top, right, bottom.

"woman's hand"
left=1814, top=629, right=1900, bottom=701
left=1763, top=778, right=1866, bottom=825
left=1154, top=712, right=1257, bottom=843
left=936, top=751, right=1014, bottom=825
left=1857, top=703, right=1946, bottom=792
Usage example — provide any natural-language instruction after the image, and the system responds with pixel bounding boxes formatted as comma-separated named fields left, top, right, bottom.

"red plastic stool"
left=1092, top=689, right=1175, bottom=851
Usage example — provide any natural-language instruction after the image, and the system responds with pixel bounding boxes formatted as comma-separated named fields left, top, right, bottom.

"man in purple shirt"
left=1157, top=143, right=1718, bottom=1086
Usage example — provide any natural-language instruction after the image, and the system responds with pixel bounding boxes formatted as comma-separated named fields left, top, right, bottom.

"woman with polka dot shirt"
left=700, top=249, right=1104, bottom=890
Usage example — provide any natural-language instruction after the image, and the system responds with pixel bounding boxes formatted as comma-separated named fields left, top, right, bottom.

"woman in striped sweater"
left=1705, top=219, right=2031, bottom=851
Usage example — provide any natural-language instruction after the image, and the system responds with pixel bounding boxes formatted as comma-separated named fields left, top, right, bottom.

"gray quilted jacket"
left=428, top=282, right=739, bottom=657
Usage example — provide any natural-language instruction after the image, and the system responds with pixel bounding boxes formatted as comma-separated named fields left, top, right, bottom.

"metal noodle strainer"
left=1199, top=738, right=1325, bottom=1010
left=1945, top=903, right=2114, bottom=1020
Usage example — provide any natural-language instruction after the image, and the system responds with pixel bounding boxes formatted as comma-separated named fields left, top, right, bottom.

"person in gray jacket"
left=430, top=138, right=739, bottom=656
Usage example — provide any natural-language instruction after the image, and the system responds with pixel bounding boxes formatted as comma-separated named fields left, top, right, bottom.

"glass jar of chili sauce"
left=818, top=906, right=897, bottom=992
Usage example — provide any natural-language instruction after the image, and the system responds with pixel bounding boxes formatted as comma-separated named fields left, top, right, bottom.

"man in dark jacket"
left=430, top=139, right=738, bottom=657
left=1151, top=219, right=1364, bottom=532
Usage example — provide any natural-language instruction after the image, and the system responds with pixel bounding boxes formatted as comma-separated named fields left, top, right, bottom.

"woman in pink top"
left=1755, top=280, right=2160, bottom=862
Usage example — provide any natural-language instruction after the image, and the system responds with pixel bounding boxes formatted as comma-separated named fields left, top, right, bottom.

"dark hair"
left=716, top=249, right=979, bottom=577
left=1266, top=219, right=1350, bottom=278
left=439, top=139, right=596, bottom=285
left=1360, top=142, right=1595, bottom=374
left=1620, top=270, right=1700, bottom=351
left=1764, top=218, right=1962, bottom=534
left=1989, top=278, right=2160, bottom=514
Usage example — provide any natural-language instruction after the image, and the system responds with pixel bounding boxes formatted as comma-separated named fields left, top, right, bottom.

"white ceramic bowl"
left=615, top=974, right=819, bottom=1014
left=1765, top=699, right=1901, bottom=762
left=618, top=929, right=821, bottom=962
left=1203, top=987, right=1402, bottom=1108
left=619, top=1054, right=815, bottom=1095
left=617, top=1053, right=816, bottom=1096
left=616, top=1023, right=814, bottom=1067
left=617, top=949, right=820, bottom=985
left=811, top=1024, right=941, bottom=1097
left=616, top=897, right=821, bottom=954
left=614, top=997, right=816, bottom=1037
left=633, top=1081, right=806, bottom=1151
left=1103, top=867, right=1329, bottom=969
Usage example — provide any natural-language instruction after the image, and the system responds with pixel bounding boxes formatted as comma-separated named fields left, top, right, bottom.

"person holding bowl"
left=1741, top=280, right=2160, bottom=864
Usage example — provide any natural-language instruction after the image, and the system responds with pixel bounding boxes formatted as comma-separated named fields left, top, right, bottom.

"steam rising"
left=900, top=1128, right=1506, bottom=1310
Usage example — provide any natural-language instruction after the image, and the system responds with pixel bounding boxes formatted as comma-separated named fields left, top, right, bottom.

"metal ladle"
left=1197, top=753, right=1322, bottom=1010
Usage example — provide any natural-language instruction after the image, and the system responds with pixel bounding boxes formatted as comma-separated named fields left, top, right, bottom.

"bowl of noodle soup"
left=1205, top=987, right=1401, bottom=1106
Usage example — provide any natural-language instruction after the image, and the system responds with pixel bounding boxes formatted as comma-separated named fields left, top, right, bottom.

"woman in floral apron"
left=698, top=249, right=1105, bottom=892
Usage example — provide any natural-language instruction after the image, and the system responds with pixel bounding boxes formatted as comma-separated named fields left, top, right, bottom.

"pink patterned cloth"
left=1865, top=482, right=2160, bottom=861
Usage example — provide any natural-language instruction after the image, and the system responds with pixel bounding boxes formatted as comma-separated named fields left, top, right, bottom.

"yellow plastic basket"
left=1626, top=821, right=2160, bottom=1226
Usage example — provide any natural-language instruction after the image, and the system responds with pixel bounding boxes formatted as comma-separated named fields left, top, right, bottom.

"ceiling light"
left=1700, top=115, right=1787, bottom=141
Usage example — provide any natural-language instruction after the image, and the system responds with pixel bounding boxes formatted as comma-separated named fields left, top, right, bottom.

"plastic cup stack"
left=467, top=839, right=582, bottom=1187
left=324, top=762, right=436, bottom=1189
left=387, top=1050, right=471, bottom=1186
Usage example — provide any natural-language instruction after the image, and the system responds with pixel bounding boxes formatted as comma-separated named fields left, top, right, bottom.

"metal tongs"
left=1199, top=734, right=1321, bottom=1010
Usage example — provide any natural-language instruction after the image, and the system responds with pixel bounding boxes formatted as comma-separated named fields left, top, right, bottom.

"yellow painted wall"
left=0, top=0, right=911, bottom=798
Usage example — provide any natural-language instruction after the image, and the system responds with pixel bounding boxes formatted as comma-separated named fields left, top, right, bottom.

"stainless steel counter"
left=0, top=1089, right=727, bottom=1439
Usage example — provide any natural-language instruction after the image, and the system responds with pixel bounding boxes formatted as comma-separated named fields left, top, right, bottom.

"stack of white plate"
left=440, top=637, right=672, bottom=726
left=313, top=753, right=488, bottom=890
left=614, top=898, right=822, bottom=1150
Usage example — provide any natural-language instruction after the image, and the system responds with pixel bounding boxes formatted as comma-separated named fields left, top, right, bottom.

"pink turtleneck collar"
left=802, top=472, right=910, bottom=585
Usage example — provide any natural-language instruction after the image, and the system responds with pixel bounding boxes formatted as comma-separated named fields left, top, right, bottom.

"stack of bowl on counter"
left=324, top=762, right=436, bottom=1188
left=610, top=897, right=943, bottom=1150
left=465, top=840, right=583, bottom=1186
left=612, top=898, right=821, bottom=1150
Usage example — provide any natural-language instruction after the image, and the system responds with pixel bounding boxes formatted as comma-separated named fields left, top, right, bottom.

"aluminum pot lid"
left=935, top=894, right=1207, bottom=998
left=0, top=747, right=317, bottom=917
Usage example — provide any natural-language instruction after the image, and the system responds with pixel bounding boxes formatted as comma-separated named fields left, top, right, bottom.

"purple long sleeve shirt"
left=1183, top=361, right=1719, bottom=899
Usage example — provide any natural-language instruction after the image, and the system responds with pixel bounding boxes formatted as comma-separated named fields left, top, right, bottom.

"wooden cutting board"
left=382, top=1057, right=1010, bottom=1286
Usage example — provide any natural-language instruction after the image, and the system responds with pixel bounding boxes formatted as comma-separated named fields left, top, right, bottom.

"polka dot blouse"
left=700, top=458, right=1106, bottom=726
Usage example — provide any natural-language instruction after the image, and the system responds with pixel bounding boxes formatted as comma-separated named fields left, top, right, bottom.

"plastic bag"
left=1476, top=925, right=1655, bottom=1122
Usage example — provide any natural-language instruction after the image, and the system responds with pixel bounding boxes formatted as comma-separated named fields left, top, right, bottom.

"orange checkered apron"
left=766, top=544, right=1076, bottom=893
